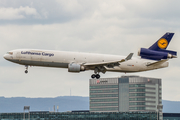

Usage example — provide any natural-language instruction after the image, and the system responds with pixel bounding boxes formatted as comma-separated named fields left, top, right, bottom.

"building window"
left=90, top=103, right=118, bottom=107
left=90, top=94, right=118, bottom=98
left=90, top=89, right=118, bottom=93
left=129, top=84, right=145, bottom=87
left=129, top=93, right=146, bottom=96
left=90, top=98, right=118, bottom=102
left=129, top=98, right=145, bottom=101
left=129, top=89, right=145, bottom=92
left=90, top=85, right=118, bottom=89
left=129, top=107, right=146, bottom=110
left=90, top=107, right=118, bottom=111
left=129, top=102, right=146, bottom=105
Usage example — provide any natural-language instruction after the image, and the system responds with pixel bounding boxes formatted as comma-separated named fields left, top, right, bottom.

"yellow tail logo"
left=157, top=38, right=168, bottom=49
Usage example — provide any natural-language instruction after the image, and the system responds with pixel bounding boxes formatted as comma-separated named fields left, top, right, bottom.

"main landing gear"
left=25, top=65, right=28, bottom=74
left=91, top=67, right=101, bottom=79
left=91, top=74, right=100, bottom=79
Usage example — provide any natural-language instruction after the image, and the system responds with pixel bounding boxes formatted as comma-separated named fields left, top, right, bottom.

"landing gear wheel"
left=25, top=70, right=28, bottom=74
left=25, top=65, right=29, bottom=74
left=91, top=74, right=96, bottom=79
left=96, top=74, right=100, bottom=79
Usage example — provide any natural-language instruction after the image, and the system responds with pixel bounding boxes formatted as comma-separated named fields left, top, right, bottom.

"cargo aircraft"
left=4, top=33, right=177, bottom=79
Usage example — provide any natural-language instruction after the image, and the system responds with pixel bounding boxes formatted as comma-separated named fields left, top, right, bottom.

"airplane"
left=3, top=32, right=177, bottom=79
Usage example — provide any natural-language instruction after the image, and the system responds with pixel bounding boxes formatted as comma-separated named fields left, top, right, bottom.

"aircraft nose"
left=3, top=54, right=9, bottom=60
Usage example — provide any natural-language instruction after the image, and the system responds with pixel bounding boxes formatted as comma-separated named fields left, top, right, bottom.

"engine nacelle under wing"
left=68, top=63, right=85, bottom=73
left=138, top=48, right=177, bottom=60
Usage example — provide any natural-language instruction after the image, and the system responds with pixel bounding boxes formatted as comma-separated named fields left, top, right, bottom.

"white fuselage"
left=3, top=49, right=168, bottom=73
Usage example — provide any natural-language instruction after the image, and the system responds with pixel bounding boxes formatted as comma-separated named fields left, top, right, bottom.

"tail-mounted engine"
left=68, top=63, right=85, bottom=72
left=138, top=48, right=177, bottom=60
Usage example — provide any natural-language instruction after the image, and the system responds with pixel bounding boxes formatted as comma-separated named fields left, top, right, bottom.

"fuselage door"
left=16, top=51, right=21, bottom=60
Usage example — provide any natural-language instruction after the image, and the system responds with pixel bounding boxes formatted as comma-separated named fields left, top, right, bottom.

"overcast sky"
left=0, top=0, right=180, bottom=101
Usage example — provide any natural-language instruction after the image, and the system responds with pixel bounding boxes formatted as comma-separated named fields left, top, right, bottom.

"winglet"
left=120, top=53, right=134, bottom=62
left=125, top=53, right=134, bottom=61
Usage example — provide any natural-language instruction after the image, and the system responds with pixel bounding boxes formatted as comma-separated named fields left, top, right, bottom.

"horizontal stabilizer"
left=139, top=32, right=177, bottom=60
left=146, top=59, right=168, bottom=67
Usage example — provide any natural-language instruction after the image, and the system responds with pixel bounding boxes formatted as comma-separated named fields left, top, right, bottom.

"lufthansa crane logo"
left=157, top=38, right=168, bottom=49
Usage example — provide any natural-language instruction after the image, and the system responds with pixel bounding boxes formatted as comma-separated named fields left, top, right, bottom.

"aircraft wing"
left=84, top=53, right=133, bottom=68
left=146, top=59, right=168, bottom=67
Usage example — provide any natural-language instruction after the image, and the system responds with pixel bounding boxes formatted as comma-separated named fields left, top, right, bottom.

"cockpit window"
left=7, top=52, right=13, bottom=55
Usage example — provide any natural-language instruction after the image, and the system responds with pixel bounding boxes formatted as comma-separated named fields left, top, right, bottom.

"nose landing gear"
left=25, top=65, right=28, bottom=74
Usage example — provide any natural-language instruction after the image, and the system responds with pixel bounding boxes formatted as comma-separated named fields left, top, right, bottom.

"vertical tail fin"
left=149, top=32, right=174, bottom=50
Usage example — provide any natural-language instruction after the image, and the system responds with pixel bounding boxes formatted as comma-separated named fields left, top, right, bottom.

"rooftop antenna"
left=57, top=106, right=59, bottom=112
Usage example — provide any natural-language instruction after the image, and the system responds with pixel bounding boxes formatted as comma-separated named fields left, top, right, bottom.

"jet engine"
left=68, top=63, right=85, bottom=72
left=138, top=48, right=177, bottom=60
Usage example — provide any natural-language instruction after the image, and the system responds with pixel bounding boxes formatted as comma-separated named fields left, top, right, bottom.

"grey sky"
left=0, top=0, right=180, bottom=100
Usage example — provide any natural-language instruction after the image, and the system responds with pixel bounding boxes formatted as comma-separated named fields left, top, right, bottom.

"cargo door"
left=16, top=51, right=21, bottom=61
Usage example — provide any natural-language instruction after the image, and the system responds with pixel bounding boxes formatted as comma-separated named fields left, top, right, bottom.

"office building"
left=89, top=76, right=162, bottom=113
